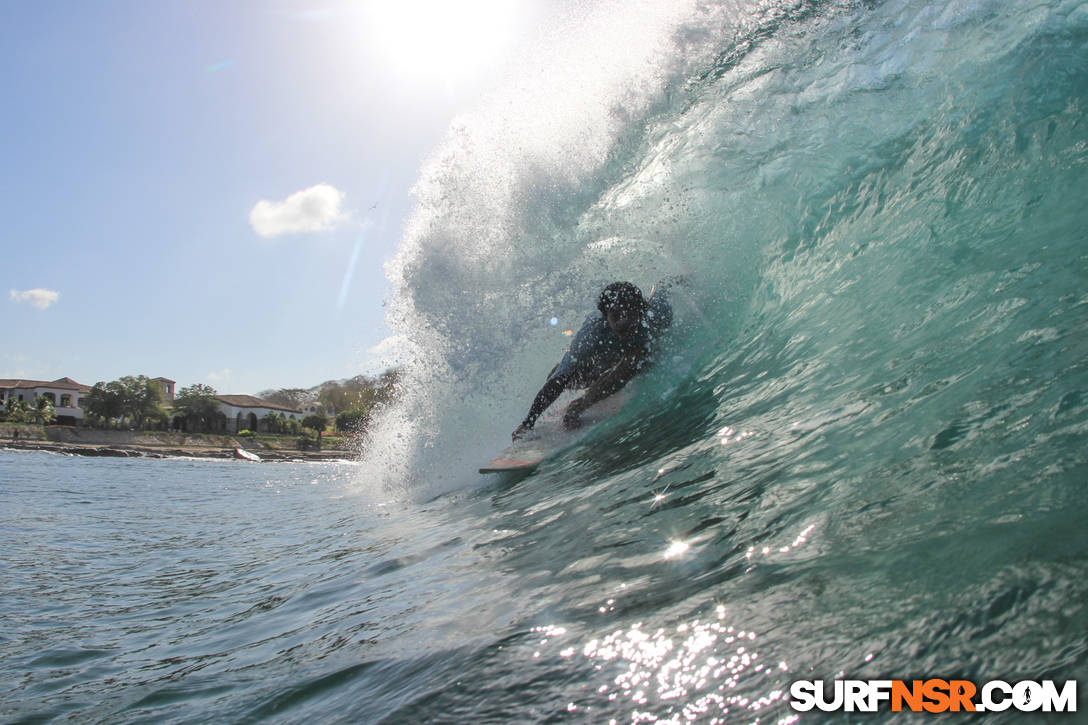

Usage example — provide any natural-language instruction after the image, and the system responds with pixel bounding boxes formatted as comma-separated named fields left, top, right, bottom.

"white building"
left=0, top=377, right=92, bottom=425
left=214, top=395, right=303, bottom=433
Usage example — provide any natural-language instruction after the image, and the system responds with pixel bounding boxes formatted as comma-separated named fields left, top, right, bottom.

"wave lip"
left=362, top=0, right=1088, bottom=514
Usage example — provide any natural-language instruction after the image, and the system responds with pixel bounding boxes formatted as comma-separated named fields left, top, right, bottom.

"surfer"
left=511, top=281, right=674, bottom=440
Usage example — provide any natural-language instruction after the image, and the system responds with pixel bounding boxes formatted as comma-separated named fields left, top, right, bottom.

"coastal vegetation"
left=82, top=375, right=169, bottom=429
left=2, top=370, right=400, bottom=462
left=334, top=408, right=369, bottom=434
left=0, top=370, right=404, bottom=437
left=170, top=384, right=221, bottom=433
left=259, top=370, right=399, bottom=425
left=259, top=370, right=400, bottom=436
left=2, top=396, right=56, bottom=425
left=255, top=411, right=303, bottom=435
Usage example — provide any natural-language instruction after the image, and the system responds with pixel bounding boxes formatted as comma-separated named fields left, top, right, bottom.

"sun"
left=365, top=0, right=526, bottom=91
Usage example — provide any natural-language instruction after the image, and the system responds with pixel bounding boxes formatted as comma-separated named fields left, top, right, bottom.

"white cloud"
left=10, top=288, right=60, bottom=310
left=249, top=183, right=347, bottom=237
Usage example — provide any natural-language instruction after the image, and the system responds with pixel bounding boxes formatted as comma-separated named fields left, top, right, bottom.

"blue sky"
left=2, top=0, right=539, bottom=394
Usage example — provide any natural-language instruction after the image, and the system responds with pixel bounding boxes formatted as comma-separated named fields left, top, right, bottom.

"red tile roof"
left=0, top=377, right=91, bottom=392
left=215, top=395, right=302, bottom=414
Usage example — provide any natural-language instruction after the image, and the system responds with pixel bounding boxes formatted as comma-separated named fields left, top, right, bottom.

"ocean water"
left=5, top=0, right=1088, bottom=721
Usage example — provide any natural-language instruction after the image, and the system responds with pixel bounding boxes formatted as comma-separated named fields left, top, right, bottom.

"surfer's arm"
left=563, top=352, right=643, bottom=429
left=513, top=372, right=570, bottom=440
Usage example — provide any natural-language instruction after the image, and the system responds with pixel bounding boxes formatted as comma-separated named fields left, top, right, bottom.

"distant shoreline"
left=2, top=439, right=356, bottom=462
left=0, top=425, right=359, bottom=463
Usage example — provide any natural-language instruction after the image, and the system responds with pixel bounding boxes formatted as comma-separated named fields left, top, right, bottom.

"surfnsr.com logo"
left=789, top=679, right=1077, bottom=713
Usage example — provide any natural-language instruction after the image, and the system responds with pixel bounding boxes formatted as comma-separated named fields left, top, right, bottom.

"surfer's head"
left=598, top=282, right=646, bottom=339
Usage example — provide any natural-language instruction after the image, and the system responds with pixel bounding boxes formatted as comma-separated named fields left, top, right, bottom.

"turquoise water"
left=5, top=0, right=1088, bottom=721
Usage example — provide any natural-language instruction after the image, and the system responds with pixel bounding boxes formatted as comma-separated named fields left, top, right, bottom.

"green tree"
left=173, top=384, right=220, bottom=433
left=34, top=396, right=57, bottom=425
left=317, top=377, right=380, bottom=416
left=82, top=376, right=167, bottom=429
left=117, top=375, right=164, bottom=429
left=84, top=381, right=127, bottom=428
left=261, top=411, right=289, bottom=434
left=335, top=408, right=370, bottom=434
left=143, top=405, right=170, bottom=430
left=4, top=397, right=34, bottom=424
left=302, top=414, right=328, bottom=435
left=317, top=382, right=346, bottom=415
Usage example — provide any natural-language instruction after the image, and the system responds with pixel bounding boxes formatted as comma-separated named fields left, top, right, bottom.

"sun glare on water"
left=366, top=0, right=526, bottom=91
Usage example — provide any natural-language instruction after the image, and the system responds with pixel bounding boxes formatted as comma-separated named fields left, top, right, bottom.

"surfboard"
left=478, top=449, right=551, bottom=474
left=479, top=391, right=630, bottom=474
left=234, top=447, right=261, bottom=462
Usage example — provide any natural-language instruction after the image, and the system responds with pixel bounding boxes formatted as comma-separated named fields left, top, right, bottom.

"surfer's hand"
left=563, top=398, right=587, bottom=430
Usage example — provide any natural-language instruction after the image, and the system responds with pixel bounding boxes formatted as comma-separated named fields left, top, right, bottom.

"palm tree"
left=34, top=396, right=56, bottom=425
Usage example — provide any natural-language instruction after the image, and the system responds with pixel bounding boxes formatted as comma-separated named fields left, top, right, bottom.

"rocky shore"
left=1, top=426, right=358, bottom=463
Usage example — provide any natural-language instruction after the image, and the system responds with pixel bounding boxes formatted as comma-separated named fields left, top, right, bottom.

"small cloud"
left=249, top=183, right=347, bottom=238
left=10, top=288, right=60, bottom=310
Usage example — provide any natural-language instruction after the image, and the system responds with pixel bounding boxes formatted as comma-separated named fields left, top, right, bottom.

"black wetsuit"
left=518, top=294, right=672, bottom=431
